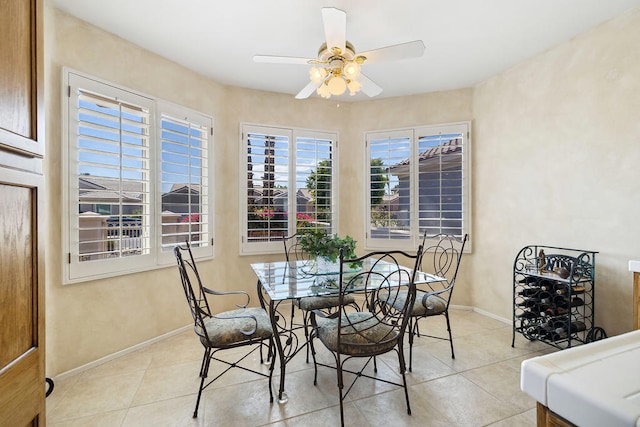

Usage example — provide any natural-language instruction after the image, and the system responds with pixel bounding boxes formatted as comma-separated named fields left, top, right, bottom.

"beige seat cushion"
left=316, top=311, right=398, bottom=356
left=297, top=294, right=356, bottom=311
left=202, top=307, right=273, bottom=347
left=378, top=289, right=447, bottom=316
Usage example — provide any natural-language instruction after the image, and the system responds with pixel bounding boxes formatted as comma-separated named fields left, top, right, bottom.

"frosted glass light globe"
left=327, top=76, right=347, bottom=95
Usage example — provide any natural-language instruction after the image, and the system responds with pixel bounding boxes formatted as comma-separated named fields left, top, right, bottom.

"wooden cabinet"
left=0, top=0, right=45, bottom=425
left=0, top=0, right=44, bottom=157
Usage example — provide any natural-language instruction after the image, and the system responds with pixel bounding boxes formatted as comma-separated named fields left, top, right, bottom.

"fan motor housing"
left=318, top=41, right=356, bottom=61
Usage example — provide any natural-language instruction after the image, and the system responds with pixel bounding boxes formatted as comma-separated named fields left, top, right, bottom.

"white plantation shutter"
left=365, top=122, right=470, bottom=251
left=416, top=129, right=465, bottom=238
left=367, top=130, right=413, bottom=245
left=160, top=109, right=212, bottom=254
left=64, top=70, right=214, bottom=283
left=295, top=132, right=335, bottom=234
left=245, top=129, right=290, bottom=251
left=241, top=124, right=337, bottom=255
left=68, top=74, right=154, bottom=280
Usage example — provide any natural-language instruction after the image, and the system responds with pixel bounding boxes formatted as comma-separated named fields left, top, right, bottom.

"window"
left=63, top=70, right=213, bottom=283
left=365, top=122, right=471, bottom=250
left=240, top=124, right=337, bottom=255
left=159, top=106, right=211, bottom=255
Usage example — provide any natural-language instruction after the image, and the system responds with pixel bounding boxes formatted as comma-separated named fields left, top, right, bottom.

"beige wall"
left=44, top=3, right=639, bottom=376
left=45, top=7, right=350, bottom=376
left=343, top=91, right=475, bottom=306
left=472, top=7, right=640, bottom=335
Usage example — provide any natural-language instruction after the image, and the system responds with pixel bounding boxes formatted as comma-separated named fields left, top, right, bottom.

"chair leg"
left=338, top=388, right=345, bottom=427
left=303, top=311, right=311, bottom=363
left=260, top=336, right=276, bottom=365
left=309, top=325, right=319, bottom=386
left=407, top=318, right=416, bottom=372
left=444, top=311, right=455, bottom=359
left=193, top=348, right=211, bottom=418
left=398, top=348, right=412, bottom=415
left=337, top=359, right=345, bottom=427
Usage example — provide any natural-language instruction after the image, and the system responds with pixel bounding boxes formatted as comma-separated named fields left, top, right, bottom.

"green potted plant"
left=298, top=229, right=358, bottom=263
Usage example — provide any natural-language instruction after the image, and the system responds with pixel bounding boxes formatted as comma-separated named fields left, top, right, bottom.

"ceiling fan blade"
left=322, top=7, right=346, bottom=54
left=253, top=55, right=312, bottom=65
left=295, top=80, right=321, bottom=99
left=358, top=40, right=425, bottom=65
left=359, top=74, right=383, bottom=97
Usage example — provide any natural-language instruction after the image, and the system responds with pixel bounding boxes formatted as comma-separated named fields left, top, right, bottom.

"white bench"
left=521, top=329, right=640, bottom=426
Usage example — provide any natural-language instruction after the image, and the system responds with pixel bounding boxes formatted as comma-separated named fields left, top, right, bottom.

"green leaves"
left=298, top=230, right=357, bottom=262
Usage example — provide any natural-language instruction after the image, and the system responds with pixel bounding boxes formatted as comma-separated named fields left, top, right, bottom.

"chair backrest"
left=174, top=243, right=212, bottom=344
left=282, top=233, right=310, bottom=262
left=336, top=246, right=424, bottom=349
left=421, top=233, right=468, bottom=304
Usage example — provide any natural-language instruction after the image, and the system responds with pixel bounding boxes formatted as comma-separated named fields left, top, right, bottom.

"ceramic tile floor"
left=46, top=308, right=556, bottom=426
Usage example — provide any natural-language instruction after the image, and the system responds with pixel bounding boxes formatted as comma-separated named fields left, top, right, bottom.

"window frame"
left=239, top=123, right=339, bottom=255
left=364, top=121, right=471, bottom=252
left=62, top=68, right=214, bottom=284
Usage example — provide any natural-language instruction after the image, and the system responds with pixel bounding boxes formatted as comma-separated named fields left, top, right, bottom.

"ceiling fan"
left=253, top=7, right=425, bottom=99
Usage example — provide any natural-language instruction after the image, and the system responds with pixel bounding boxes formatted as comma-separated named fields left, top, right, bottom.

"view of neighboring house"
left=296, top=187, right=314, bottom=214
left=162, top=184, right=202, bottom=214
left=379, top=192, right=400, bottom=213
left=78, top=176, right=204, bottom=257
left=386, top=138, right=463, bottom=236
left=78, top=175, right=143, bottom=215
left=79, top=175, right=202, bottom=216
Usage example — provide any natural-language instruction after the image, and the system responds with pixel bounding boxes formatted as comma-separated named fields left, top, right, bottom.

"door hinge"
left=68, top=85, right=71, bottom=97
left=68, top=253, right=71, bottom=263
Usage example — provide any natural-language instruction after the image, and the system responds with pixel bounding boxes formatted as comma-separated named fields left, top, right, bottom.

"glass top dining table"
left=251, top=257, right=446, bottom=404
left=252, top=258, right=446, bottom=301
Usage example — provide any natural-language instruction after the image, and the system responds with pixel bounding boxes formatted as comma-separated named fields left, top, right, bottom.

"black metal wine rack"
left=511, top=245, right=606, bottom=349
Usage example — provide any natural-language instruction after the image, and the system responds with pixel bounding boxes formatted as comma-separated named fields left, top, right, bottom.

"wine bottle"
left=553, top=320, right=586, bottom=335
left=570, top=297, right=584, bottom=307
left=518, top=276, right=538, bottom=285
left=553, top=295, right=569, bottom=308
left=538, top=291, right=552, bottom=305
left=516, top=310, right=540, bottom=319
left=543, top=306, right=569, bottom=317
left=518, top=288, right=540, bottom=297
left=538, top=326, right=553, bottom=340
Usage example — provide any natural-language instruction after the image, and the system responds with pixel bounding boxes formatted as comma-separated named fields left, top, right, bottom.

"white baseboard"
left=471, top=306, right=511, bottom=324
left=449, top=304, right=473, bottom=312
left=52, top=324, right=192, bottom=380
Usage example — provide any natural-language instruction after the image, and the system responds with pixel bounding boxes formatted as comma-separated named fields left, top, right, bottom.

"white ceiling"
left=50, top=0, right=640, bottom=101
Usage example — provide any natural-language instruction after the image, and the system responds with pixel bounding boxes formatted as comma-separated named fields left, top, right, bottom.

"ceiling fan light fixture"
left=309, top=67, right=327, bottom=84
left=343, top=61, right=360, bottom=79
left=347, top=79, right=362, bottom=96
left=317, top=82, right=331, bottom=98
left=327, top=75, right=347, bottom=96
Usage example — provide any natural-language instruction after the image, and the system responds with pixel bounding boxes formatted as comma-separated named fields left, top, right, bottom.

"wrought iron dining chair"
left=174, top=242, right=275, bottom=418
left=309, top=246, right=424, bottom=426
left=378, top=233, right=467, bottom=371
left=282, top=234, right=357, bottom=362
